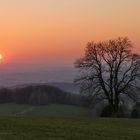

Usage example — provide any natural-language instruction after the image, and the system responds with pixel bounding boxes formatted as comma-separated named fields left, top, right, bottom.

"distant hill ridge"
left=7, top=82, right=79, bottom=94
left=0, top=84, right=82, bottom=106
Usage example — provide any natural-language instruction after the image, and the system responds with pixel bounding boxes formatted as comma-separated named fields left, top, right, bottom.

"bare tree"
left=75, top=37, right=140, bottom=116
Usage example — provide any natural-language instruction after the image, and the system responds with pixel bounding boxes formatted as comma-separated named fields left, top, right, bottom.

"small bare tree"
left=75, top=37, right=140, bottom=116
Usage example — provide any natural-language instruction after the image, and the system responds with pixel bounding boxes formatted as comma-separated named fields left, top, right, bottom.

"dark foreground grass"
left=0, top=117, right=139, bottom=140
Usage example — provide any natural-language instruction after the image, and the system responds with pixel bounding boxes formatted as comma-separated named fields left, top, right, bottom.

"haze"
left=0, top=0, right=139, bottom=65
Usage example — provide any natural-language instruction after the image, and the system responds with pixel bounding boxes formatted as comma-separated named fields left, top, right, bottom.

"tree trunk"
left=109, top=97, right=119, bottom=117
left=112, top=104, right=119, bottom=117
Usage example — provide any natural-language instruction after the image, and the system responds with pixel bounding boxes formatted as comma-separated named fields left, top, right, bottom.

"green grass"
left=0, top=104, right=139, bottom=140
left=0, top=103, right=31, bottom=116
left=0, top=117, right=139, bottom=140
left=0, top=103, right=90, bottom=117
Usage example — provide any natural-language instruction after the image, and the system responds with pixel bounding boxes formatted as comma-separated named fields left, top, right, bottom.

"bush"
left=100, top=105, right=125, bottom=117
left=131, top=104, right=140, bottom=118
left=100, top=105, right=113, bottom=117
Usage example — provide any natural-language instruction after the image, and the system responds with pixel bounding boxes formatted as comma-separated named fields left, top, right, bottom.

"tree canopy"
left=75, top=37, right=140, bottom=116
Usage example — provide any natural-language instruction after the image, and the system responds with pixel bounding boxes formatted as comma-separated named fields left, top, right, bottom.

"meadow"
left=0, top=104, right=139, bottom=139
left=0, top=103, right=89, bottom=117
left=0, top=116, right=139, bottom=140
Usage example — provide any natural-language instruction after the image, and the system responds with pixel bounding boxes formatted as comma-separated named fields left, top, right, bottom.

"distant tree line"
left=0, top=84, right=139, bottom=117
left=0, top=85, right=82, bottom=106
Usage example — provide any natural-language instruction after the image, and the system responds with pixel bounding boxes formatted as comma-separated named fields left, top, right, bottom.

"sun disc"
left=0, top=54, right=2, bottom=60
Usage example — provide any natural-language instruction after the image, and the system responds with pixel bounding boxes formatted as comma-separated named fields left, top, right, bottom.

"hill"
left=0, top=103, right=89, bottom=117
left=0, top=84, right=82, bottom=106
left=48, top=82, right=79, bottom=93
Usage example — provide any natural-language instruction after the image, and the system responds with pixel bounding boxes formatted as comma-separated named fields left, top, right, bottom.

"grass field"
left=0, top=117, right=139, bottom=140
left=0, top=104, right=140, bottom=140
left=0, top=103, right=90, bottom=117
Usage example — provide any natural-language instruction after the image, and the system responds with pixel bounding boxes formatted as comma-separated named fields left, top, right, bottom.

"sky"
left=0, top=0, right=140, bottom=65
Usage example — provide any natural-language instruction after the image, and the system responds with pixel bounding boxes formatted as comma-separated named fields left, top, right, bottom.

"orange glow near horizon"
left=0, top=0, right=140, bottom=64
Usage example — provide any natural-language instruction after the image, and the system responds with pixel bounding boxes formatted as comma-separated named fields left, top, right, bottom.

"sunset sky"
left=0, top=0, right=140, bottom=65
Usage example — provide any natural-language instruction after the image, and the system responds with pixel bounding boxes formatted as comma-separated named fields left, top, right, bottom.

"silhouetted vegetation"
left=75, top=37, right=140, bottom=117
left=0, top=88, right=13, bottom=103
left=0, top=85, right=82, bottom=106
left=131, top=103, right=140, bottom=118
left=101, top=105, right=126, bottom=117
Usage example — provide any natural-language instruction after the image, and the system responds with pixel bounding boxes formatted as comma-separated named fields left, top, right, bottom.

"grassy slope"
left=0, top=117, right=139, bottom=140
left=0, top=104, right=140, bottom=140
left=0, top=103, right=90, bottom=117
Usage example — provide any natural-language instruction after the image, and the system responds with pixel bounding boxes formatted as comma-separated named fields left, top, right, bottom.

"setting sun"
left=0, top=54, right=2, bottom=60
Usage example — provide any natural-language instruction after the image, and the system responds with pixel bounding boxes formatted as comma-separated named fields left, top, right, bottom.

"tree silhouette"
left=75, top=37, right=140, bottom=116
